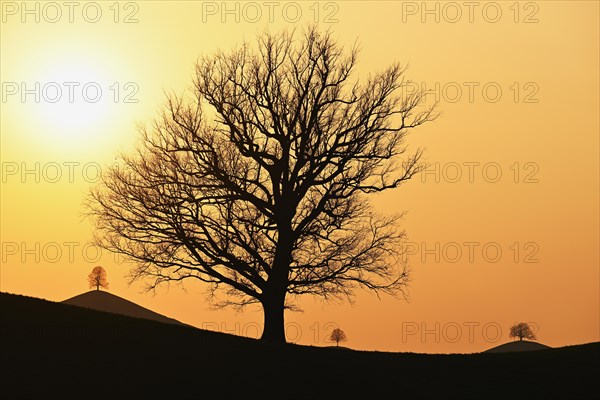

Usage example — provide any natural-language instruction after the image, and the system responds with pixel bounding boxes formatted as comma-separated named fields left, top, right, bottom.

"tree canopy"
left=330, top=328, right=348, bottom=346
left=88, top=266, right=109, bottom=291
left=509, top=322, right=537, bottom=341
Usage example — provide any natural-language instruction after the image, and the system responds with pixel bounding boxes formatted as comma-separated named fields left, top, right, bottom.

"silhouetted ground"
left=484, top=340, right=551, bottom=353
left=1, top=292, right=598, bottom=399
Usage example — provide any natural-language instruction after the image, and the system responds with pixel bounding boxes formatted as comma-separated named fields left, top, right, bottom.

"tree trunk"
left=260, top=209, right=293, bottom=344
left=260, top=289, right=286, bottom=343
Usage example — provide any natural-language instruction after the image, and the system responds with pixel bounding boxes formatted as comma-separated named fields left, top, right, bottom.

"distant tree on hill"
left=88, top=266, right=109, bottom=291
left=330, top=328, right=347, bottom=347
left=509, top=322, right=537, bottom=341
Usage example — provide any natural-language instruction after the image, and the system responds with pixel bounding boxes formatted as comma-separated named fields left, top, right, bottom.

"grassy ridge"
left=1, top=292, right=598, bottom=399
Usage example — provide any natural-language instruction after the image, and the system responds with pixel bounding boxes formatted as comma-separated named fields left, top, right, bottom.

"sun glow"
left=35, top=60, right=112, bottom=139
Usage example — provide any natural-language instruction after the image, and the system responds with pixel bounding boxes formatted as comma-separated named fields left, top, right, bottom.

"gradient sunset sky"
left=1, top=1, right=598, bottom=353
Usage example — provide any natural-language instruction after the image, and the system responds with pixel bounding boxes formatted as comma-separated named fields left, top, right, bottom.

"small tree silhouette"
left=88, top=266, right=109, bottom=291
left=509, top=322, right=537, bottom=341
left=330, top=328, right=347, bottom=347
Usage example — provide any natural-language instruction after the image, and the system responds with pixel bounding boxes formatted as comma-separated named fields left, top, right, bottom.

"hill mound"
left=484, top=340, right=551, bottom=353
left=62, top=290, right=185, bottom=326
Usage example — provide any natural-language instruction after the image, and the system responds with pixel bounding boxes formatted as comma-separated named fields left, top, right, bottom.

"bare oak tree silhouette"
left=88, top=26, right=436, bottom=343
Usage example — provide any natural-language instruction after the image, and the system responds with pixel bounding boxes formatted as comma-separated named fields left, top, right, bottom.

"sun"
left=2, top=31, right=139, bottom=155
left=35, top=60, right=113, bottom=141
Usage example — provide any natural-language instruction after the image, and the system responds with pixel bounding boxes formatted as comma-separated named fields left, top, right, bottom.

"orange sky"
left=1, top=1, right=598, bottom=353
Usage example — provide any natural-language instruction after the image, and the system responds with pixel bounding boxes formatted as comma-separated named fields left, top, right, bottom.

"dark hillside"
left=1, top=292, right=598, bottom=399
